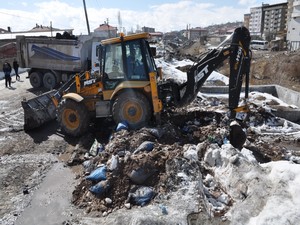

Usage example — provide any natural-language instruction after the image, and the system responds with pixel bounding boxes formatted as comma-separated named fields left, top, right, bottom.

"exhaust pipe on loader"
left=22, top=90, right=58, bottom=131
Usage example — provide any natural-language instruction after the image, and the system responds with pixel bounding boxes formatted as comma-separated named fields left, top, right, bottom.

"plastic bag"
left=86, top=166, right=107, bottom=181
left=133, top=141, right=154, bottom=154
left=116, top=121, right=128, bottom=131
left=129, top=167, right=154, bottom=184
left=89, top=180, right=110, bottom=195
left=129, top=186, right=155, bottom=206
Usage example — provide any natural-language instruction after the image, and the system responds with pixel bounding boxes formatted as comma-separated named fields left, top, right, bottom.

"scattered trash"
left=129, top=167, right=155, bottom=184
left=183, top=145, right=198, bottom=161
left=223, top=137, right=229, bottom=144
left=124, top=203, right=131, bottom=209
left=22, top=187, right=29, bottom=195
left=116, top=121, right=129, bottom=131
left=159, top=204, right=168, bottom=215
left=82, top=160, right=95, bottom=174
left=133, top=141, right=154, bottom=154
left=86, top=166, right=107, bottom=182
left=147, top=128, right=164, bottom=138
left=107, top=155, right=119, bottom=171
left=89, top=139, right=104, bottom=156
left=89, top=180, right=110, bottom=195
left=127, top=186, right=156, bottom=206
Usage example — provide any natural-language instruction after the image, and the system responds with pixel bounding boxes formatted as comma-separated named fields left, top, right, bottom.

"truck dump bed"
left=16, top=35, right=93, bottom=72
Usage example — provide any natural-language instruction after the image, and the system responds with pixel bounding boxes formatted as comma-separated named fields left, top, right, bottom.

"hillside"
left=217, top=49, right=300, bottom=91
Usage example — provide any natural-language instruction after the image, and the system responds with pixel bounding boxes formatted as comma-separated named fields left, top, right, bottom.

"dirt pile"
left=250, top=50, right=300, bottom=90
left=209, top=49, right=300, bottom=91
left=70, top=109, right=225, bottom=216
left=66, top=96, right=297, bottom=218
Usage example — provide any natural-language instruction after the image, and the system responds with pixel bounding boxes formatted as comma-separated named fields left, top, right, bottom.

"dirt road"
left=0, top=73, right=83, bottom=225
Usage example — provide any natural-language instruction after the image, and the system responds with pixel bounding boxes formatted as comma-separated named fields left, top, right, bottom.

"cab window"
left=104, top=43, right=125, bottom=79
left=125, top=40, right=147, bottom=80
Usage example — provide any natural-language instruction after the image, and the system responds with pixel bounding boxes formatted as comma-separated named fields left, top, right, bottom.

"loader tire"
left=43, top=72, right=57, bottom=90
left=112, top=91, right=151, bottom=129
left=57, top=99, right=89, bottom=137
left=30, top=72, right=43, bottom=88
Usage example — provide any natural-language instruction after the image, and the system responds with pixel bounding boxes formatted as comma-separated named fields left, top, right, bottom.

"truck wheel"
left=30, top=72, right=43, bottom=88
left=112, top=91, right=151, bottom=129
left=43, top=72, right=57, bottom=90
left=57, top=99, right=90, bottom=136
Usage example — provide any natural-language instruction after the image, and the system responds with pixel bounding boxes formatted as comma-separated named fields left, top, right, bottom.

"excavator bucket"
left=229, top=120, right=247, bottom=150
left=22, top=90, right=58, bottom=131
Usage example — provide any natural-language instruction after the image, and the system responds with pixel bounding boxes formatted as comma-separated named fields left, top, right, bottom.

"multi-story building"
left=244, top=13, right=251, bottom=29
left=142, top=26, right=155, bottom=33
left=287, top=0, right=300, bottom=50
left=249, top=3, right=288, bottom=40
left=263, top=3, right=288, bottom=40
left=249, top=6, right=265, bottom=36
left=185, top=27, right=209, bottom=40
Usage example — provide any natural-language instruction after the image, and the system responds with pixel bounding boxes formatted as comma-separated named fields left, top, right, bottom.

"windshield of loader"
left=104, top=43, right=125, bottom=79
left=103, top=39, right=156, bottom=81
left=125, top=40, right=147, bottom=80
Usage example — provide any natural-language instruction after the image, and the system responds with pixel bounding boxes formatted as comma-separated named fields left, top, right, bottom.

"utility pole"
left=50, top=21, right=52, bottom=37
left=83, top=0, right=90, bottom=35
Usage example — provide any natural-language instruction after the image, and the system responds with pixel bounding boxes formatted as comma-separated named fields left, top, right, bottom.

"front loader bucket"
left=22, top=90, right=58, bottom=131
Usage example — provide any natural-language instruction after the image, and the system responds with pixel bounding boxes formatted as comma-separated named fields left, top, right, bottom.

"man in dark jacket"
left=13, top=59, right=20, bottom=81
left=3, top=60, right=12, bottom=88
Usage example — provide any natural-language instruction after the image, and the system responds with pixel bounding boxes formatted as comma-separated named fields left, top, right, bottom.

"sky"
left=0, top=0, right=287, bottom=35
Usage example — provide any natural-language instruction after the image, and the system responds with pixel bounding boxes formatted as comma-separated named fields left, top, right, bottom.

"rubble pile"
left=67, top=95, right=299, bottom=221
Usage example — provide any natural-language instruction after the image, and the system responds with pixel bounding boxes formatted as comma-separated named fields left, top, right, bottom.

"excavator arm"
left=158, top=27, right=251, bottom=114
left=157, top=27, right=251, bottom=149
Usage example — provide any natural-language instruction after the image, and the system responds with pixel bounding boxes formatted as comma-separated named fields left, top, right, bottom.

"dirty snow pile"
left=155, top=58, right=229, bottom=85
left=76, top=137, right=300, bottom=225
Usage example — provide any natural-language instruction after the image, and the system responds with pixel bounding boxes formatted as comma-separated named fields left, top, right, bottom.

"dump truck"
left=22, top=27, right=251, bottom=149
left=16, top=33, right=103, bottom=89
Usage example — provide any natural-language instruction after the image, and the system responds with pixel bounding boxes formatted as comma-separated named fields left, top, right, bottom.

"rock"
left=105, top=198, right=112, bottom=205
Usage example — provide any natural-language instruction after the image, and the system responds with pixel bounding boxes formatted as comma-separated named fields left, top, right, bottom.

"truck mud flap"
left=22, top=90, right=57, bottom=131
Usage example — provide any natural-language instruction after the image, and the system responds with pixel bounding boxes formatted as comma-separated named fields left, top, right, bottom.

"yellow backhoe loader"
left=22, top=27, right=251, bottom=148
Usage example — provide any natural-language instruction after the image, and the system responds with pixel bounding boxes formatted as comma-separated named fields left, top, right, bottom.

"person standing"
left=3, top=60, right=12, bottom=88
left=13, top=59, right=20, bottom=81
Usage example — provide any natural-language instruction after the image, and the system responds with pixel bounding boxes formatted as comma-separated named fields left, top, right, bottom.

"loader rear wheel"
left=112, top=91, right=151, bottom=129
left=57, top=99, right=89, bottom=136
left=30, top=72, right=43, bottom=88
left=43, top=72, right=57, bottom=90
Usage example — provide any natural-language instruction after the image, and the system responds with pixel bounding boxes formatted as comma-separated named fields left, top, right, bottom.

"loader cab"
left=98, top=33, right=157, bottom=90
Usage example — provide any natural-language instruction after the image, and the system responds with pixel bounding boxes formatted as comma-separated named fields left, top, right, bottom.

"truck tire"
left=112, top=91, right=151, bottom=129
left=30, top=72, right=43, bottom=88
left=57, top=99, right=90, bottom=136
left=43, top=72, right=57, bottom=90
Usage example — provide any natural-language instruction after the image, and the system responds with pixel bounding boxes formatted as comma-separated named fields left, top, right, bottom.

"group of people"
left=3, top=59, right=19, bottom=88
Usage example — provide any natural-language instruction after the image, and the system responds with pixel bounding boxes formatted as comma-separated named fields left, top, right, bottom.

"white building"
left=287, top=0, right=300, bottom=51
left=0, top=24, right=73, bottom=40
left=249, top=6, right=264, bottom=36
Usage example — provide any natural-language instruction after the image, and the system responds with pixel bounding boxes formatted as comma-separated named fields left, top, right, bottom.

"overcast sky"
left=0, top=0, right=287, bottom=35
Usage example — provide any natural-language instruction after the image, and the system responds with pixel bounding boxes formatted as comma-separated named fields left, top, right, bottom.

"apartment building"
left=249, top=6, right=264, bottom=36
left=249, top=3, right=288, bottom=39
left=263, top=3, right=288, bottom=40
left=287, top=0, right=300, bottom=51
left=244, top=13, right=251, bottom=29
